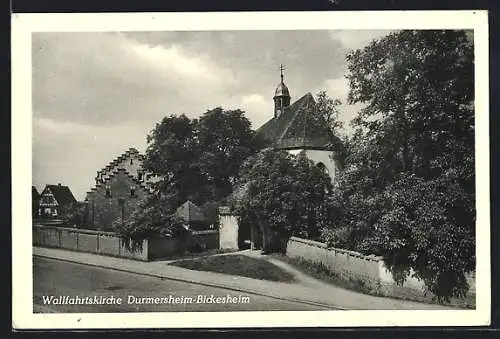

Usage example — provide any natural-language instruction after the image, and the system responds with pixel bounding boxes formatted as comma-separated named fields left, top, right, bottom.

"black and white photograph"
left=12, top=11, right=490, bottom=328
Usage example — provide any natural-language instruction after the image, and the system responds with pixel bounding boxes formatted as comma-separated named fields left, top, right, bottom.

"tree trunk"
left=249, top=211, right=273, bottom=253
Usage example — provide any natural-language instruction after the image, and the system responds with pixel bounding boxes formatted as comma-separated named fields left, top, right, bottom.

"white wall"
left=219, top=215, right=239, bottom=249
left=286, top=236, right=476, bottom=301
left=287, top=149, right=339, bottom=183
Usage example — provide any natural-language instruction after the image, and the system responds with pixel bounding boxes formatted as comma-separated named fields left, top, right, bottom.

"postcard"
left=11, top=10, right=490, bottom=329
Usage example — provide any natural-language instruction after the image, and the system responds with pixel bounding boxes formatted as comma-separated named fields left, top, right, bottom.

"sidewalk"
left=33, top=246, right=453, bottom=310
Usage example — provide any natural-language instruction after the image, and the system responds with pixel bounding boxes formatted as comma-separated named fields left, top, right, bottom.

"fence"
left=33, top=225, right=219, bottom=261
left=286, top=236, right=476, bottom=301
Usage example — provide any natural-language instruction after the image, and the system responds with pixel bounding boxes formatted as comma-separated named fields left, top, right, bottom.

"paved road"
left=33, top=257, right=331, bottom=313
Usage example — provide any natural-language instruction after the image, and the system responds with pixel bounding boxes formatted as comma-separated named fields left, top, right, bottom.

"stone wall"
left=33, top=225, right=220, bottom=261
left=33, top=225, right=148, bottom=260
left=86, top=169, right=150, bottom=231
left=191, top=230, right=220, bottom=250
left=286, top=236, right=476, bottom=301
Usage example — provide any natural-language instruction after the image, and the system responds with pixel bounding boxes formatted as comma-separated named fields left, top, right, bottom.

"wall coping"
left=33, top=224, right=116, bottom=236
left=288, top=236, right=383, bottom=262
left=192, top=230, right=219, bottom=235
left=34, top=224, right=218, bottom=238
left=289, top=236, right=327, bottom=248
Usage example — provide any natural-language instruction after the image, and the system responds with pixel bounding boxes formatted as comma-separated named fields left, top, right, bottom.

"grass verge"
left=169, top=254, right=295, bottom=282
left=270, top=254, right=475, bottom=309
left=152, top=248, right=237, bottom=261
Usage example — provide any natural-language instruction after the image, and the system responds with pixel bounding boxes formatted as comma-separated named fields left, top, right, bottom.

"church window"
left=316, top=162, right=328, bottom=174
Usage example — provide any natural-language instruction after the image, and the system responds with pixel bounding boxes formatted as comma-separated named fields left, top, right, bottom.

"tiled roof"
left=43, top=184, right=77, bottom=205
left=32, top=186, right=40, bottom=199
left=175, top=200, right=209, bottom=223
left=256, top=92, right=342, bottom=151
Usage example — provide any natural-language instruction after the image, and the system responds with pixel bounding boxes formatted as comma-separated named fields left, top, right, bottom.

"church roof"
left=274, top=81, right=290, bottom=98
left=175, top=200, right=209, bottom=223
left=256, top=92, right=341, bottom=151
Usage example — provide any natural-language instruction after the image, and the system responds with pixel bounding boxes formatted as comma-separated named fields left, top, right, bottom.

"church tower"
left=273, top=64, right=291, bottom=118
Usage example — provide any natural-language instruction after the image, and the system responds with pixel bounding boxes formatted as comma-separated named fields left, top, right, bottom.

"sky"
left=32, top=30, right=392, bottom=200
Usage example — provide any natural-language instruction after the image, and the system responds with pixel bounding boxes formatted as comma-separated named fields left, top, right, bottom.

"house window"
left=130, top=158, right=133, bottom=165
left=130, top=185, right=136, bottom=197
left=138, top=171, right=143, bottom=182
left=105, top=184, right=112, bottom=198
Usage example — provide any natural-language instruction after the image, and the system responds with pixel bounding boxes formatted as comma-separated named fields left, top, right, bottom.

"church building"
left=219, top=65, right=344, bottom=251
left=256, top=65, right=343, bottom=183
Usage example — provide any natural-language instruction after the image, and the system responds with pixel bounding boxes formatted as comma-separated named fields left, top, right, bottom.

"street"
left=33, top=257, right=330, bottom=313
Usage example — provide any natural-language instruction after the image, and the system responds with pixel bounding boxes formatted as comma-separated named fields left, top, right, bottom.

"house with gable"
left=32, top=186, right=40, bottom=218
left=38, top=183, right=77, bottom=218
left=85, top=148, right=155, bottom=231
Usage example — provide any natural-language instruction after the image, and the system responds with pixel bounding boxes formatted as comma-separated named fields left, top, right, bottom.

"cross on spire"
left=279, top=63, right=285, bottom=82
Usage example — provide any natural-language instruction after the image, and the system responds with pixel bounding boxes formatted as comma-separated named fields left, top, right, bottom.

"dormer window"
left=130, top=185, right=136, bottom=197
left=105, top=184, right=111, bottom=198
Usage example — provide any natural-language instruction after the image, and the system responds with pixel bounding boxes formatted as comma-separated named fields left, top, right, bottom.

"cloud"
left=32, top=32, right=239, bottom=126
left=329, top=30, right=394, bottom=51
left=129, top=42, right=238, bottom=89
left=240, top=94, right=271, bottom=129
left=32, top=30, right=362, bottom=199
left=324, top=77, right=350, bottom=102
left=32, top=117, right=150, bottom=200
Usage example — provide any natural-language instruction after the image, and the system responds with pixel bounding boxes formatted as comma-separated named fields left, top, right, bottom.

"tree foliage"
left=114, top=194, right=188, bottom=252
left=196, top=108, right=262, bottom=201
left=315, top=90, right=344, bottom=135
left=144, top=109, right=260, bottom=206
left=117, top=108, right=260, bottom=248
left=59, top=202, right=88, bottom=228
left=236, top=149, right=340, bottom=252
left=329, top=30, right=475, bottom=301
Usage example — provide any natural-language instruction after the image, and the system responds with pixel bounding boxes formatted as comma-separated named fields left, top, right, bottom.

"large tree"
left=331, top=30, right=475, bottom=301
left=117, top=108, right=261, bottom=248
left=236, top=149, right=338, bottom=253
left=196, top=108, right=261, bottom=201
left=144, top=114, right=205, bottom=206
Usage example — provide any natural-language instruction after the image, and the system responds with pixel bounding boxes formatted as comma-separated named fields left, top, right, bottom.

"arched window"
left=316, top=162, right=329, bottom=174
